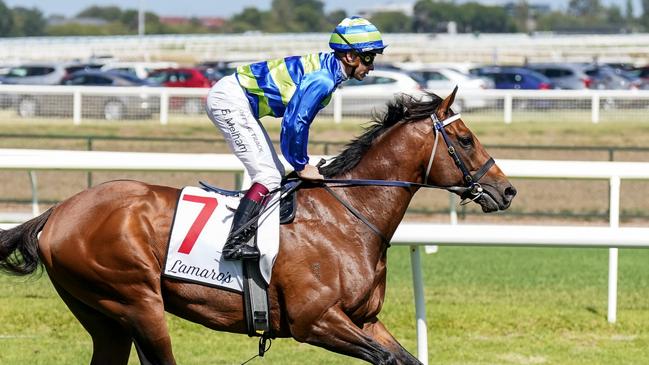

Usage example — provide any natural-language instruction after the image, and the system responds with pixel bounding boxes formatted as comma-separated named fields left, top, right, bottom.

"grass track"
left=1, top=247, right=648, bottom=364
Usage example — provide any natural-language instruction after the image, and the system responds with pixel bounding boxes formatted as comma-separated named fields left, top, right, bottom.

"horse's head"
left=423, top=87, right=516, bottom=212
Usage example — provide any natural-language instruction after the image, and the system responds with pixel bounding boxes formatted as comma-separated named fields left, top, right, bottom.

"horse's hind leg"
left=51, top=281, right=133, bottom=365
left=125, top=298, right=176, bottom=365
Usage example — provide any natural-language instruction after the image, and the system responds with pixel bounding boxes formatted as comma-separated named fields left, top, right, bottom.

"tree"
left=226, top=7, right=267, bottom=32
left=641, top=0, right=649, bottom=29
left=10, top=6, right=46, bottom=36
left=0, top=0, right=14, bottom=36
left=412, top=0, right=460, bottom=33
left=511, top=0, right=531, bottom=33
left=567, top=0, right=602, bottom=17
left=269, top=0, right=327, bottom=32
left=77, top=6, right=123, bottom=21
left=370, top=11, right=411, bottom=33
left=458, top=3, right=517, bottom=33
left=325, top=9, right=347, bottom=30
left=626, top=0, right=634, bottom=20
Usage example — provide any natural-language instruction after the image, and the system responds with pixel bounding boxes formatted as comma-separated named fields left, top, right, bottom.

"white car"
left=334, top=69, right=424, bottom=116
left=100, top=61, right=179, bottom=79
left=339, top=69, right=423, bottom=96
left=396, top=63, right=494, bottom=110
left=416, top=68, right=494, bottom=110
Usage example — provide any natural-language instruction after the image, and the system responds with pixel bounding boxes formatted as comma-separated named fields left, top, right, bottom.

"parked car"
left=15, top=70, right=158, bottom=120
left=583, top=65, right=635, bottom=90
left=626, top=65, right=649, bottom=89
left=526, top=63, right=592, bottom=89
left=342, top=69, right=424, bottom=94
left=100, top=61, right=178, bottom=80
left=470, top=66, right=555, bottom=90
left=404, top=67, right=494, bottom=110
left=146, top=67, right=212, bottom=114
left=2, top=62, right=82, bottom=85
left=337, top=69, right=424, bottom=115
left=147, top=67, right=213, bottom=88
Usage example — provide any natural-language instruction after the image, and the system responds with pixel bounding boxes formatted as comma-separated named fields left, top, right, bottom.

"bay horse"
left=0, top=88, right=515, bottom=365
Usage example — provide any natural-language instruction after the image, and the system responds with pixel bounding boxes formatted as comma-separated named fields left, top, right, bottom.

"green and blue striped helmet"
left=329, top=16, right=387, bottom=54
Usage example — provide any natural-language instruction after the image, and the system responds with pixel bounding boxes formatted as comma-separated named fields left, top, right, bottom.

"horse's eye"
left=458, top=135, right=473, bottom=148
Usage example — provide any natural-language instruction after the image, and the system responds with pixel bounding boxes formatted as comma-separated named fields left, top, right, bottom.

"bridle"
left=425, top=112, right=495, bottom=205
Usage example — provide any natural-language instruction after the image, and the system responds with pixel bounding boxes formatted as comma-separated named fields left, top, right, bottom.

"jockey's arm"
left=280, top=71, right=335, bottom=175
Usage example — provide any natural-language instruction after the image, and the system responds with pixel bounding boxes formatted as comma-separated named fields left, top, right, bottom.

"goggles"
left=358, top=52, right=376, bottom=66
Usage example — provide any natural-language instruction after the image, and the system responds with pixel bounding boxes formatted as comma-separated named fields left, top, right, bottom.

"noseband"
left=425, top=113, right=495, bottom=204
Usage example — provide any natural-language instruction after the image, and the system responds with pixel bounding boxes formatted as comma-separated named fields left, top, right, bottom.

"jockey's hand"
left=297, top=164, right=324, bottom=181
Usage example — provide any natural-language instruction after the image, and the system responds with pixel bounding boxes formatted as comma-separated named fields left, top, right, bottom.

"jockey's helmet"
left=329, top=16, right=387, bottom=55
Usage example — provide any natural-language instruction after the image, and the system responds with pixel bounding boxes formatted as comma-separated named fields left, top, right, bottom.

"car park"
left=15, top=70, right=158, bottom=120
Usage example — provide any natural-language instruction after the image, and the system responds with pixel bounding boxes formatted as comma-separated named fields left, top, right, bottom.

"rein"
left=223, top=112, right=497, bottom=250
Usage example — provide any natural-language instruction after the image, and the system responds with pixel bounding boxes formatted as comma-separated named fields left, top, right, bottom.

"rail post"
left=410, top=245, right=429, bottom=365
left=73, top=88, right=82, bottom=125
left=608, top=175, right=620, bottom=323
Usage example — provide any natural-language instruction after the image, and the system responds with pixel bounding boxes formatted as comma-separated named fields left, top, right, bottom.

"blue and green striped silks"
left=235, top=52, right=346, bottom=171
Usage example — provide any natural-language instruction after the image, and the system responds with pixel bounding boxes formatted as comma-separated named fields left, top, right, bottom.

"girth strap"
left=322, top=184, right=390, bottom=247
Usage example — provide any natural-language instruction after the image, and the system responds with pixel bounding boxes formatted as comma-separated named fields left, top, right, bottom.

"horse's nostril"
left=505, top=185, right=517, bottom=199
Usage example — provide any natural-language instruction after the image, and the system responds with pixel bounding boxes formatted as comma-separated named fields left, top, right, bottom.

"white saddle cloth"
left=163, top=186, right=280, bottom=292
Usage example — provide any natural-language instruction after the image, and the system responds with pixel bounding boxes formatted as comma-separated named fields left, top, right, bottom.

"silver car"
left=2, top=62, right=80, bottom=85
left=526, top=63, right=592, bottom=89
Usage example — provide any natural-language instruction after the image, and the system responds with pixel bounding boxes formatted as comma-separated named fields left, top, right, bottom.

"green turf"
left=1, top=246, right=648, bottom=364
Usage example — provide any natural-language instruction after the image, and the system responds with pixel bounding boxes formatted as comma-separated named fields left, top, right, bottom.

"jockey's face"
left=342, top=51, right=376, bottom=81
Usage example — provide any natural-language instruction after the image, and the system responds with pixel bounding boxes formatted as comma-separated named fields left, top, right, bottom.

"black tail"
left=0, top=208, right=54, bottom=275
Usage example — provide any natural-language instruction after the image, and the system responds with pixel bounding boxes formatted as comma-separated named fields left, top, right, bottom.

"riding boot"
left=222, top=183, right=268, bottom=260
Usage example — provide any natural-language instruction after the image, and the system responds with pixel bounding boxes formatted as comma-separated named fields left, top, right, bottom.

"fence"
left=4, top=84, right=649, bottom=125
left=4, top=133, right=649, bottom=223
left=1, top=148, right=649, bottom=364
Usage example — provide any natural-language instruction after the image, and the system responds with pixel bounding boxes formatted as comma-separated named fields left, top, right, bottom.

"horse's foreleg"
left=362, top=318, right=422, bottom=365
left=297, top=306, right=398, bottom=365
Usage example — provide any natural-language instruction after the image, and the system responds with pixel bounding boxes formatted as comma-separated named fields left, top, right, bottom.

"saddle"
left=199, top=178, right=300, bottom=225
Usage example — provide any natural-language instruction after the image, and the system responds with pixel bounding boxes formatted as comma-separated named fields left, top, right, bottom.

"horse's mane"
left=320, top=92, right=443, bottom=177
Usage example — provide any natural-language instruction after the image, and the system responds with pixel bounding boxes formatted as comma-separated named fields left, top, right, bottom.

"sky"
left=1, top=0, right=642, bottom=18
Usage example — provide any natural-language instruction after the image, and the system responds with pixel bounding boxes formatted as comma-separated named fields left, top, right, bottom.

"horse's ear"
left=437, top=85, right=458, bottom=117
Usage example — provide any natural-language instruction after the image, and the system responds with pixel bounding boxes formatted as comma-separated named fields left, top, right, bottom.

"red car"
left=148, top=67, right=213, bottom=88
left=147, top=67, right=213, bottom=113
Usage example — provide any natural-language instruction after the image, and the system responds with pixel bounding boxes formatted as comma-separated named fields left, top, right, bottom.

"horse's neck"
left=338, top=122, right=426, bottom=242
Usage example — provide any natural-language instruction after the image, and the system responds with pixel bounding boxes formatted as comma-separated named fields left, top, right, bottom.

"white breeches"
left=206, top=74, right=285, bottom=190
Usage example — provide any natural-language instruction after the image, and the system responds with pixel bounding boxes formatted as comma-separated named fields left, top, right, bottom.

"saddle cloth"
left=163, top=186, right=280, bottom=292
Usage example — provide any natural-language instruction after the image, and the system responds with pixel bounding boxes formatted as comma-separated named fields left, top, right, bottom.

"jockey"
left=206, top=16, right=387, bottom=260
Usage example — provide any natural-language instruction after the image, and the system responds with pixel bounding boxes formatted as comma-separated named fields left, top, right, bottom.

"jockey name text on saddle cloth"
left=163, top=186, right=280, bottom=292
